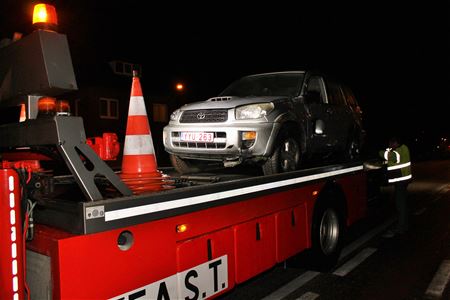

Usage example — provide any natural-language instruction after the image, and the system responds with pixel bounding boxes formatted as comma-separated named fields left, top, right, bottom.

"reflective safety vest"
left=380, top=144, right=412, bottom=184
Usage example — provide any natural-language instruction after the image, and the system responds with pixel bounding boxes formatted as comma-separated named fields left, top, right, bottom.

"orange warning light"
left=38, top=97, right=56, bottom=116
left=176, top=224, right=188, bottom=233
left=32, top=4, right=58, bottom=26
left=56, top=100, right=70, bottom=116
left=19, top=103, right=26, bottom=122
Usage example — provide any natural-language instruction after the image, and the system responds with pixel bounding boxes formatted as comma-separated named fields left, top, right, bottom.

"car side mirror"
left=315, top=119, right=325, bottom=135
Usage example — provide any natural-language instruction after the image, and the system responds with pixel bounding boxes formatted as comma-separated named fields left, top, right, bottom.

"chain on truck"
left=0, top=4, right=384, bottom=299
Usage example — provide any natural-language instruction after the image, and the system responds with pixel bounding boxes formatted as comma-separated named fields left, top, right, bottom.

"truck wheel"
left=309, top=199, right=345, bottom=271
left=170, top=154, right=204, bottom=174
left=262, top=135, right=300, bottom=175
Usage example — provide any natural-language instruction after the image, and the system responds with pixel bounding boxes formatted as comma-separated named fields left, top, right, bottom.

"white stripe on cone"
left=128, top=96, right=148, bottom=116
left=123, top=135, right=155, bottom=155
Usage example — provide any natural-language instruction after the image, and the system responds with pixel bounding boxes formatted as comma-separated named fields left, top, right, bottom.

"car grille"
left=171, top=132, right=227, bottom=149
left=180, top=110, right=228, bottom=123
left=207, top=97, right=232, bottom=102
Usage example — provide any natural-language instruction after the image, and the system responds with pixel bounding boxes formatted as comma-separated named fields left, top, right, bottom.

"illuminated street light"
left=176, top=83, right=184, bottom=92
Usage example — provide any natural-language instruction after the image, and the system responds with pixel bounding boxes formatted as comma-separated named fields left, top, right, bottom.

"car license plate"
left=180, top=132, right=214, bottom=143
left=109, top=255, right=228, bottom=300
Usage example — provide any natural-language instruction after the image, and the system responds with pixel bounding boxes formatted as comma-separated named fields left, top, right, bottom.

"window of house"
left=124, top=63, right=133, bottom=76
left=99, top=97, right=119, bottom=119
left=152, top=103, right=168, bottom=123
left=115, top=61, right=124, bottom=74
left=110, top=61, right=142, bottom=77
left=134, top=64, right=142, bottom=77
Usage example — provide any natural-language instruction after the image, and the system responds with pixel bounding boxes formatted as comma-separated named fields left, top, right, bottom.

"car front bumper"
left=163, top=122, right=280, bottom=163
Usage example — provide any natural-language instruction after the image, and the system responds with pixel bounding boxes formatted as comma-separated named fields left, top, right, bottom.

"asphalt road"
left=218, top=159, right=450, bottom=300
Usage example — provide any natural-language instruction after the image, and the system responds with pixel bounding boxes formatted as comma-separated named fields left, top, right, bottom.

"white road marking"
left=296, top=291, right=320, bottom=300
left=424, top=260, right=450, bottom=299
left=259, top=180, right=448, bottom=299
left=339, top=217, right=394, bottom=262
left=264, top=218, right=393, bottom=299
left=261, top=271, right=320, bottom=300
left=429, top=183, right=449, bottom=203
left=333, top=248, right=377, bottom=277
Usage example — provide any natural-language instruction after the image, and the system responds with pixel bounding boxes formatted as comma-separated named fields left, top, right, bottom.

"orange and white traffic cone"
left=120, top=71, right=173, bottom=194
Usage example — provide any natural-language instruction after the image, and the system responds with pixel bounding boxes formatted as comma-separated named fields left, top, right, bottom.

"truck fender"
left=316, top=181, right=348, bottom=222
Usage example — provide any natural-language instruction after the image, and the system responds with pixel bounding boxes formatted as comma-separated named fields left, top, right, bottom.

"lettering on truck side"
left=110, top=255, right=228, bottom=300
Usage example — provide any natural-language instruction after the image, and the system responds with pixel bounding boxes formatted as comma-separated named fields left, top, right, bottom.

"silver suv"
left=163, top=71, right=364, bottom=175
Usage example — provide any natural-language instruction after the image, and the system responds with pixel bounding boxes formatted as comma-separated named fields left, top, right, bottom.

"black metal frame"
left=0, top=116, right=132, bottom=201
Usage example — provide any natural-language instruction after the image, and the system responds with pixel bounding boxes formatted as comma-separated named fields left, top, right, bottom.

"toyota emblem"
left=197, top=112, right=206, bottom=120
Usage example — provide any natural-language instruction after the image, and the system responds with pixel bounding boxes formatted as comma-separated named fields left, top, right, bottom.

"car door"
left=324, top=80, right=353, bottom=151
left=301, top=75, right=334, bottom=154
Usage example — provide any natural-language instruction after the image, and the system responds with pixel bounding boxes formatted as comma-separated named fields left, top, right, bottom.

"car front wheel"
left=170, top=154, right=206, bottom=174
left=262, top=135, right=301, bottom=175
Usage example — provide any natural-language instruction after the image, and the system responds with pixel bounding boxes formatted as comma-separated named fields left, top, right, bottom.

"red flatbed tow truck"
left=0, top=4, right=384, bottom=299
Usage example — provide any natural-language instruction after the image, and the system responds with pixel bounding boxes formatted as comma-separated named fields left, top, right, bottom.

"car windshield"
left=220, top=72, right=305, bottom=97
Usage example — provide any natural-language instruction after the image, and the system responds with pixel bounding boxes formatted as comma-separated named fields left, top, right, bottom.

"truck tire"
left=309, top=198, right=346, bottom=271
left=170, top=154, right=205, bottom=174
left=262, top=131, right=301, bottom=175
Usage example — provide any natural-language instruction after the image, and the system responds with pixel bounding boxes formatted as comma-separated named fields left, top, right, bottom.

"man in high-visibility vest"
left=380, top=136, right=412, bottom=237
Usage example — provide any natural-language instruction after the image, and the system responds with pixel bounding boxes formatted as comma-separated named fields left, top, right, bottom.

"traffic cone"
left=120, top=71, right=173, bottom=194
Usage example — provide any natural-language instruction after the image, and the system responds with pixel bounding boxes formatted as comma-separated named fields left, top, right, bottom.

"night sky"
left=1, top=0, right=449, bottom=150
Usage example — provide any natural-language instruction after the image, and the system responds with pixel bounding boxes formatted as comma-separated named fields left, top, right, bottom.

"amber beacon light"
left=38, top=96, right=57, bottom=116
left=32, top=3, right=58, bottom=30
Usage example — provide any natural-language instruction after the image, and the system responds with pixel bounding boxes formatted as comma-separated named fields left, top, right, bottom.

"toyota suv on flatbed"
left=163, top=71, right=365, bottom=175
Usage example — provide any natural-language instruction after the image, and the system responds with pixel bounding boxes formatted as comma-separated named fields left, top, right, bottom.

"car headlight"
left=235, top=103, right=274, bottom=120
left=170, top=109, right=182, bottom=121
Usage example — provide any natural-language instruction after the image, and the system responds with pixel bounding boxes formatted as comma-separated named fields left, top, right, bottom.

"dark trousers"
left=394, top=181, right=409, bottom=233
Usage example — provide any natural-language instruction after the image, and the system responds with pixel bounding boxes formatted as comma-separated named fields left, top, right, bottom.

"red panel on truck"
left=275, top=203, right=308, bottom=262
left=29, top=221, right=178, bottom=299
left=338, top=173, right=368, bottom=225
left=176, top=228, right=235, bottom=298
left=233, top=214, right=276, bottom=283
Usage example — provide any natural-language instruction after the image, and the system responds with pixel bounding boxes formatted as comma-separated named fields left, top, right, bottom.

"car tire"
left=262, top=130, right=301, bottom=175
left=345, top=134, right=361, bottom=161
left=308, top=198, right=346, bottom=271
left=170, top=154, right=205, bottom=174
